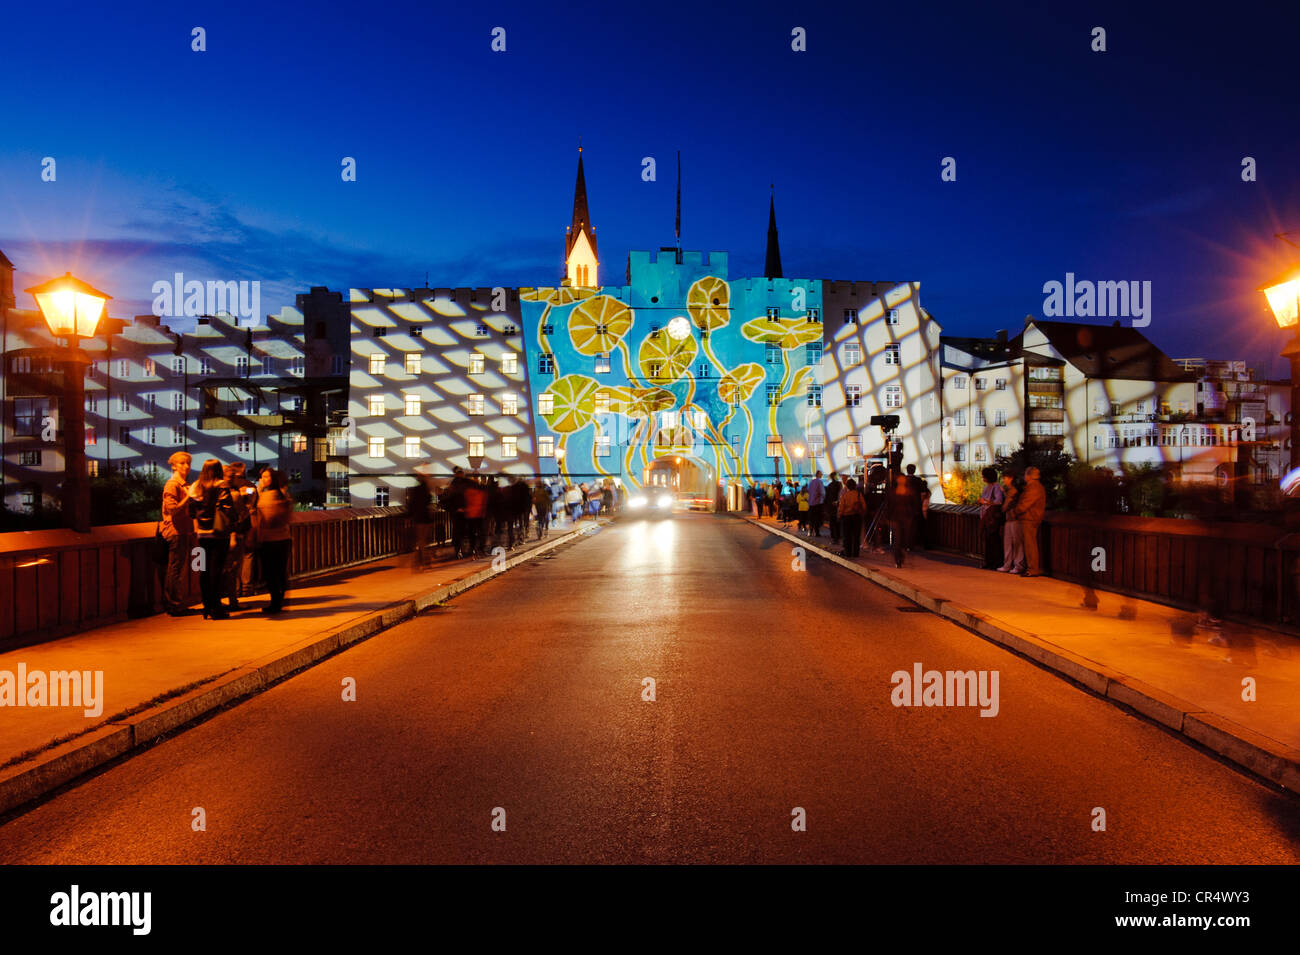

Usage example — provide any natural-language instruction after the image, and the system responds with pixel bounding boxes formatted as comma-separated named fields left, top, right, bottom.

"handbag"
left=151, top=522, right=170, bottom=564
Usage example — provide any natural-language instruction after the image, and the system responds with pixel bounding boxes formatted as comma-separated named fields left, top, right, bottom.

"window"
left=468, top=435, right=485, bottom=457
left=1136, top=400, right=1146, bottom=414
left=404, top=394, right=421, bottom=416
left=843, top=309, right=858, bottom=326
left=953, top=444, right=966, bottom=462
left=468, top=394, right=485, bottom=415
left=470, top=353, right=485, bottom=374
left=19, top=487, right=37, bottom=509
left=1029, top=394, right=1064, bottom=409
left=369, top=354, right=385, bottom=375
left=13, top=399, right=46, bottom=436
left=88, top=460, right=99, bottom=478
left=405, top=436, right=420, bottom=458
left=147, top=427, right=158, bottom=445
left=288, top=357, right=302, bottom=376
left=593, top=435, right=609, bottom=458
left=118, top=359, right=130, bottom=379
left=975, top=409, right=986, bottom=427
left=1028, top=366, right=1062, bottom=381
left=411, top=324, right=423, bottom=338
left=952, top=376, right=967, bottom=390
left=843, top=343, right=861, bottom=366
left=807, top=384, right=822, bottom=407
left=542, top=322, right=554, bottom=335
left=594, top=352, right=610, bottom=374
left=86, top=427, right=97, bottom=446
left=807, top=342, right=822, bottom=365
left=767, top=306, right=780, bottom=319
left=236, top=356, right=249, bottom=377
left=503, top=325, right=517, bottom=335
left=263, top=357, right=276, bottom=376
left=1028, top=422, right=1064, bottom=436
left=995, top=378, right=1007, bottom=391
left=144, top=358, right=156, bottom=377
left=1110, top=401, right=1121, bottom=417
left=994, top=409, right=1008, bottom=427
left=172, top=427, right=185, bottom=445
left=18, top=450, right=41, bottom=466
left=119, top=426, right=131, bottom=446
left=11, top=356, right=31, bottom=373
left=368, top=437, right=385, bottom=458
left=594, top=391, right=610, bottom=414
left=697, top=363, right=710, bottom=379
left=292, top=434, right=308, bottom=453
left=693, top=410, right=708, bottom=429
left=538, top=393, right=554, bottom=415
left=327, top=474, right=350, bottom=506
left=995, top=443, right=1010, bottom=458
left=501, top=393, right=518, bottom=415
left=539, top=435, right=555, bottom=457
left=884, top=343, right=900, bottom=366
left=475, top=323, right=488, bottom=337
left=237, top=435, right=251, bottom=454
left=117, top=395, right=130, bottom=413
left=974, top=377, right=986, bottom=391
left=846, top=435, right=861, bottom=458
left=332, top=355, right=348, bottom=376
left=886, top=308, right=900, bottom=325
left=649, top=363, right=663, bottom=378
left=845, top=385, right=861, bottom=407
left=502, top=353, right=518, bottom=374
left=374, top=326, right=387, bottom=338
left=172, top=357, right=185, bottom=375
left=808, top=308, right=821, bottom=323
left=405, top=353, right=421, bottom=375
left=767, top=435, right=783, bottom=457
left=808, top=432, right=825, bottom=457
left=243, top=397, right=258, bottom=415
left=974, top=444, right=988, bottom=463
left=765, top=343, right=781, bottom=365
left=954, top=409, right=966, bottom=426
left=766, top=384, right=780, bottom=406
left=885, top=385, right=902, bottom=408
left=368, top=395, right=384, bottom=416
left=375, top=487, right=390, bottom=506
left=539, top=353, right=555, bottom=374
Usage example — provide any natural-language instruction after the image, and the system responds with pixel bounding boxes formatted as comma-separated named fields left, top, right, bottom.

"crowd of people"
left=406, top=469, right=623, bottom=569
left=746, top=463, right=1047, bottom=576
left=158, top=451, right=295, bottom=620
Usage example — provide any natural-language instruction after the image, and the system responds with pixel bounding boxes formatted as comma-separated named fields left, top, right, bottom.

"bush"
left=89, top=471, right=166, bottom=525
left=993, top=444, right=1076, bottom=508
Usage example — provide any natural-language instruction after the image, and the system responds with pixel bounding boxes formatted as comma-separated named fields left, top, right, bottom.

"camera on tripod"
left=870, top=415, right=904, bottom=478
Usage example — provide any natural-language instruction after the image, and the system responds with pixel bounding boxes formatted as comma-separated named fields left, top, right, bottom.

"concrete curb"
left=746, top=516, right=1300, bottom=793
left=0, top=521, right=606, bottom=817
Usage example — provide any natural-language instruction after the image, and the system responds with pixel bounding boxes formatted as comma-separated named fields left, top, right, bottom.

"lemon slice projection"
left=521, top=287, right=596, bottom=306
left=687, top=276, right=731, bottom=331
left=569, top=295, right=634, bottom=355
left=541, top=374, right=600, bottom=433
left=623, top=386, right=677, bottom=419
left=638, top=327, right=698, bottom=382
left=740, top=315, right=823, bottom=350
left=718, top=363, right=765, bottom=404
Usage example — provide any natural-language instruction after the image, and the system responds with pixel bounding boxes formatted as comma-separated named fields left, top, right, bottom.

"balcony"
left=198, top=413, right=285, bottom=431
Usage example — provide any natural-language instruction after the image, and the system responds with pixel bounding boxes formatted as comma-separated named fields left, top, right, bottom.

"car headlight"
left=629, top=495, right=647, bottom=508
left=656, top=494, right=674, bottom=508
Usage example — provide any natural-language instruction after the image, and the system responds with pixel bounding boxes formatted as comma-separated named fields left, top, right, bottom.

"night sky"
left=2, top=0, right=1299, bottom=373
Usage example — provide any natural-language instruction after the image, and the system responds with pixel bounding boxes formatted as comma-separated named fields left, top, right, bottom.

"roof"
left=0, top=248, right=13, bottom=268
left=565, top=150, right=597, bottom=261
left=764, top=192, right=783, bottom=279
left=1029, top=320, right=1193, bottom=381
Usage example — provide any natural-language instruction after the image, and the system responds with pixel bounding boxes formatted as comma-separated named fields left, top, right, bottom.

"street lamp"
left=794, top=444, right=805, bottom=481
left=1262, top=268, right=1300, bottom=471
left=26, top=272, right=110, bottom=533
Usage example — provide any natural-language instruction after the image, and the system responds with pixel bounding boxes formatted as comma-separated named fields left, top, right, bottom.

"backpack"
left=211, top=486, right=239, bottom=534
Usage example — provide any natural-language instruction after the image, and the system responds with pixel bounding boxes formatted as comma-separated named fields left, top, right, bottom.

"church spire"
left=764, top=185, right=783, bottom=279
left=564, top=146, right=599, bottom=287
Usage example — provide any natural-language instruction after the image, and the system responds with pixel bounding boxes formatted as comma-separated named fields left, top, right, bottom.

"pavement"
left=0, top=513, right=1293, bottom=864
left=746, top=512, right=1300, bottom=792
left=0, top=513, right=609, bottom=815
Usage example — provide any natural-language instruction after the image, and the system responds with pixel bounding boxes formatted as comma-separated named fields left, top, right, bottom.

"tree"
left=993, top=444, right=1075, bottom=508
left=89, top=470, right=166, bottom=525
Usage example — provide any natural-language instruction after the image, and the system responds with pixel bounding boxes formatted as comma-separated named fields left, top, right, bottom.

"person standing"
left=837, top=478, right=867, bottom=558
left=826, top=471, right=842, bottom=543
left=997, top=472, right=1023, bottom=573
left=565, top=483, right=583, bottom=523
left=905, top=464, right=929, bottom=550
left=1013, top=466, right=1047, bottom=577
left=159, top=451, right=193, bottom=616
left=464, top=477, right=489, bottom=556
left=222, top=462, right=256, bottom=609
left=254, top=468, right=294, bottom=613
left=532, top=479, right=553, bottom=539
left=796, top=485, right=810, bottom=532
left=977, top=466, right=1005, bottom=570
left=886, top=473, right=917, bottom=567
left=407, top=469, right=436, bottom=570
left=601, top=481, right=614, bottom=517
left=807, top=470, right=825, bottom=538
left=441, top=467, right=472, bottom=558
left=187, top=459, right=236, bottom=620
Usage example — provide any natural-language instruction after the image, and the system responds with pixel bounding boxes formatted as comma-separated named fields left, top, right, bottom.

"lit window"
left=292, top=434, right=308, bottom=453
left=843, top=343, right=861, bottom=366
left=845, top=385, right=861, bottom=407
left=501, top=393, right=518, bottom=415
left=502, top=353, right=518, bottom=374
left=974, top=444, right=988, bottom=463
left=368, top=395, right=384, bottom=416
left=808, top=433, right=825, bottom=457
left=405, top=353, right=421, bottom=375
left=539, top=436, right=555, bottom=457
left=661, top=410, right=679, bottom=429
left=144, top=358, right=156, bottom=376
left=538, top=393, right=554, bottom=415
left=649, top=363, right=662, bottom=378
left=767, top=435, right=783, bottom=457
left=995, top=444, right=1010, bottom=458
left=468, top=435, right=485, bottom=457
left=87, top=460, right=99, bottom=477
left=846, top=435, right=861, bottom=457
left=86, top=427, right=96, bottom=446
left=468, top=394, right=485, bottom=415
left=594, top=435, right=610, bottom=458
left=502, top=436, right=518, bottom=459
left=404, top=394, right=421, bottom=415
left=884, top=344, right=900, bottom=366
left=594, top=352, right=611, bottom=374
left=369, top=354, right=384, bottom=375
left=885, top=385, right=902, bottom=408
left=405, top=436, right=420, bottom=458
left=470, top=353, right=485, bottom=374
left=594, top=391, right=610, bottom=414
left=368, top=437, right=385, bottom=457
left=766, top=384, right=780, bottom=406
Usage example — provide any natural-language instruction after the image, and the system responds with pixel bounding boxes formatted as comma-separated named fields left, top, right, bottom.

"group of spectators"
left=977, top=465, right=1047, bottom=577
left=158, top=451, right=295, bottom=621
left=406, top=469, right=622, bottom=568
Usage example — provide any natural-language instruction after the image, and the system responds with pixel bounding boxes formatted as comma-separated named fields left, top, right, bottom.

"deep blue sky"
left=3, top=0, right=1300, bottom=373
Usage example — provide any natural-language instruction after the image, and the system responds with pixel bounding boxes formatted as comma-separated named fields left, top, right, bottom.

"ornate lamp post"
left=1262, top=267, right=1300, bottom=472
left=25, top=273, right=110, bottom=533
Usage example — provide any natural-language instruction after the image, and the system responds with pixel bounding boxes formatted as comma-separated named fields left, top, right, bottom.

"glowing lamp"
left=794, top=446, right=805, bottom=457
left=27, top=272, right=111, bottom=338
left=1263, top=272, right=1300, bottom=329
left=666, top=316, right=691, bottom=340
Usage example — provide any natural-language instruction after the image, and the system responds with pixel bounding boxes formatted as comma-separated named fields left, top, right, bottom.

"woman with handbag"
left=253, top=468, right=295, bottom=614
left=977, top=466, right=1005, bottom=570
left=187, top=459, right=236, bottom=620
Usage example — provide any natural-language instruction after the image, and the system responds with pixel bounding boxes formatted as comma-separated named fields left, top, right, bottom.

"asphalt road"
left=1, top=513, right=1296, bottom=863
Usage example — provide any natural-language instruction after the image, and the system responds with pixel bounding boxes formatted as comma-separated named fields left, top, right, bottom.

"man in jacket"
left=806, top=470, right=825, bottom=538
left=824, top=472, right=842, bottom=544
left=160, top=452, right=193, bottom=615
left=222, top=462, right=256, bottom=608
left=1012, top=466, right=1047, bottom=577
left=837, top=478, right=868, bottom=558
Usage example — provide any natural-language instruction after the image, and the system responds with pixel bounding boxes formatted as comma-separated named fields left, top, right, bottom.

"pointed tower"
left=564, top=147, right=599, bottom=288
left=764, top=186, right=783, bottom=279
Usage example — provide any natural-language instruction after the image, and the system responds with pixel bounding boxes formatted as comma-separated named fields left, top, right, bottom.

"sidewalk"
left=0, top=515, right=608, bottom=814
left=746, top=514, right=1300, bottom=792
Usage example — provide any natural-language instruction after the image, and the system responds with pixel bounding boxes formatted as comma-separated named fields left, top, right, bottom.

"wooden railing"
left=0, top=507, right=451, bottom=650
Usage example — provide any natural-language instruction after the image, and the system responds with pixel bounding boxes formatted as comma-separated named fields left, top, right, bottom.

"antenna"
left=675, top=150, right=682, bottom=250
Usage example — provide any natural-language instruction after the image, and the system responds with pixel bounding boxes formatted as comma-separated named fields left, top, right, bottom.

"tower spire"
left=764, top=184, right=783, bottom=279
left=564, top=145, right=599, bottom=287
